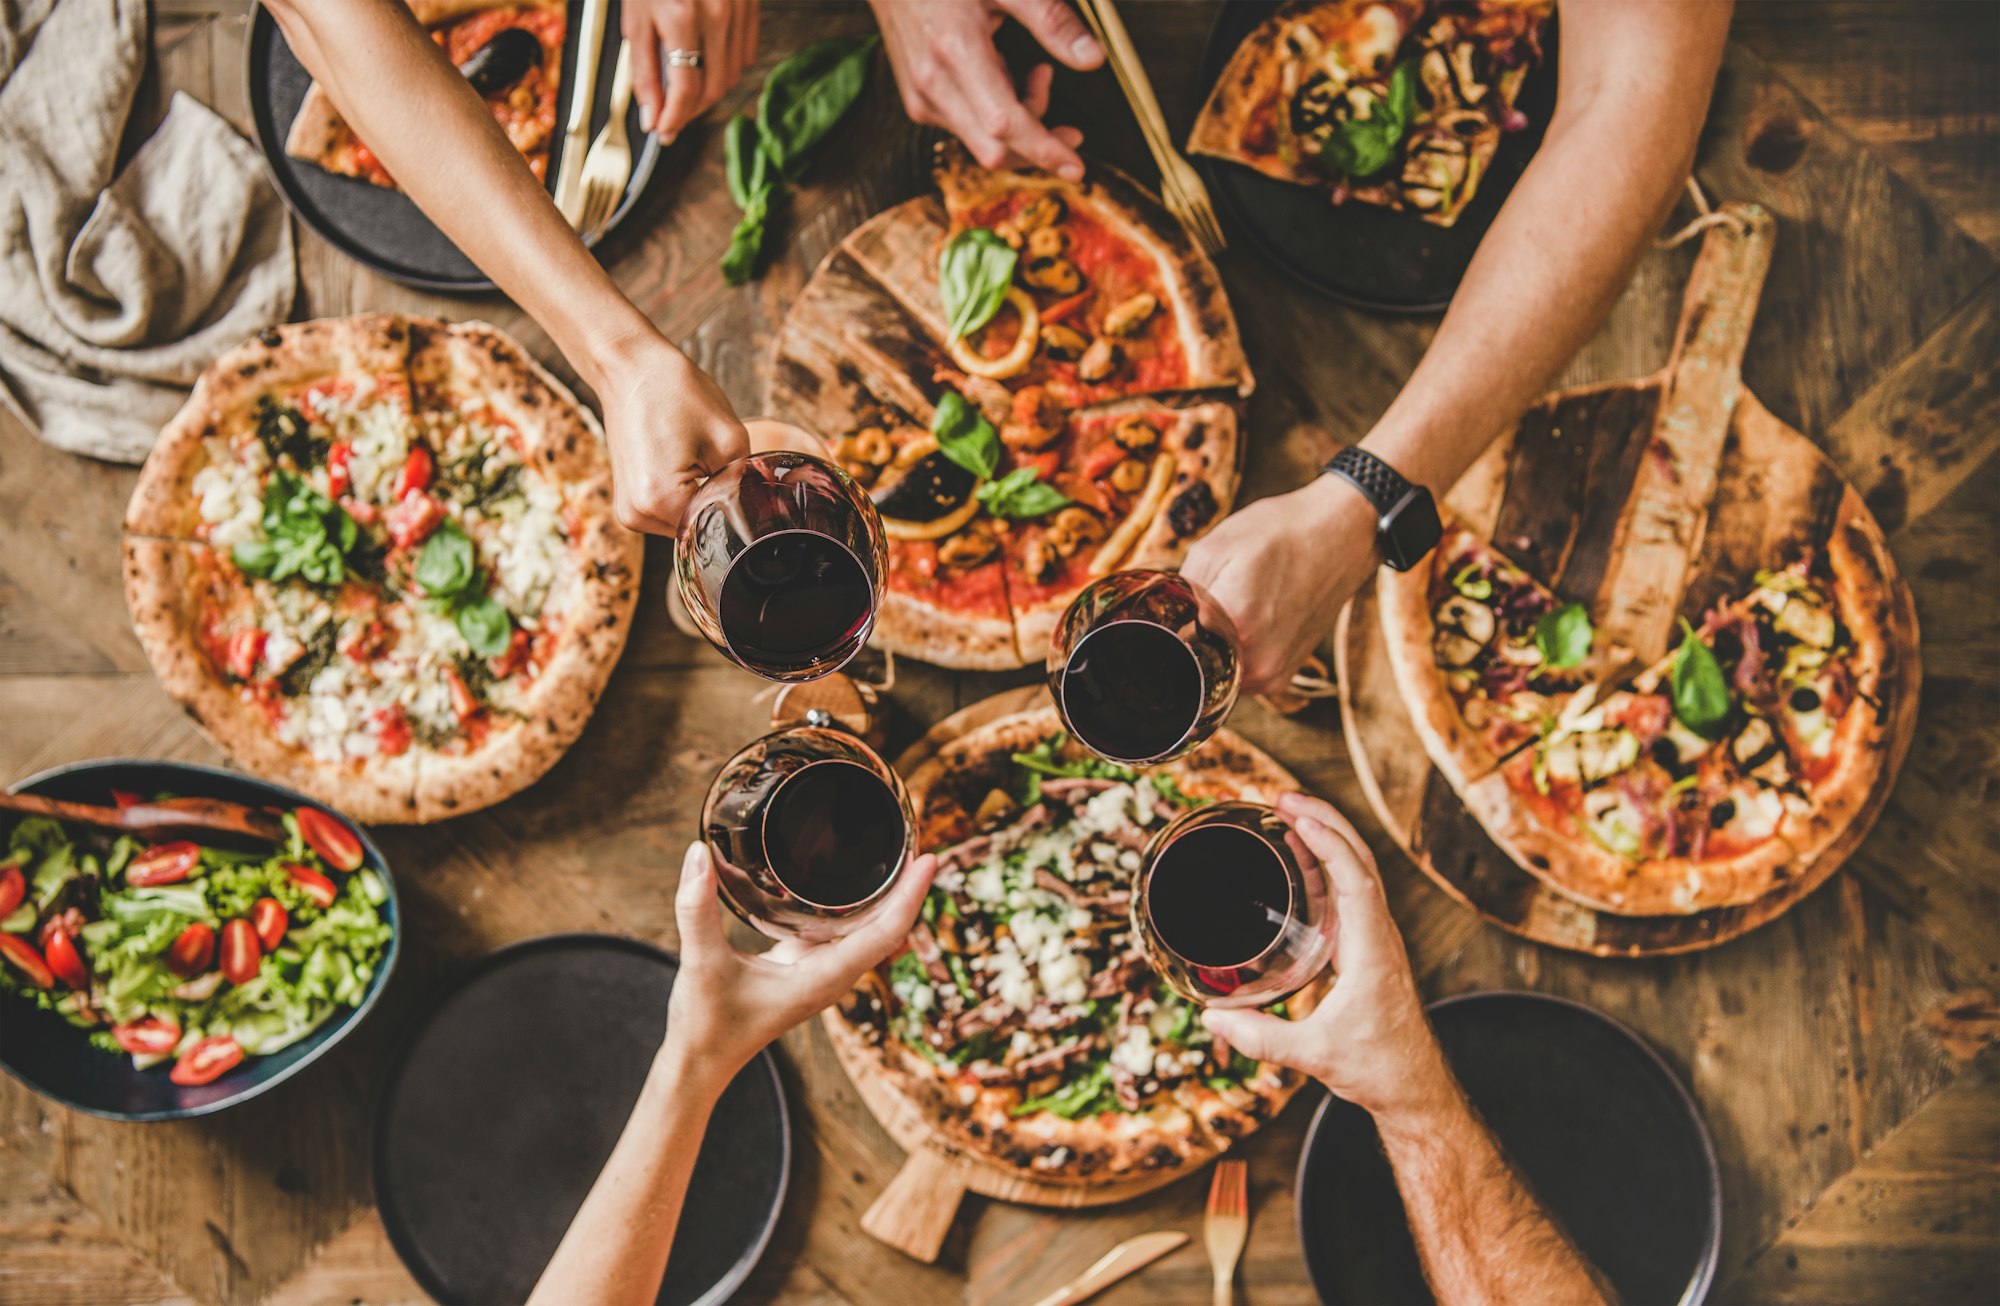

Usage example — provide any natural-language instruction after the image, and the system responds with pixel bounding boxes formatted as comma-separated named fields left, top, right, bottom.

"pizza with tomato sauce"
left=124, top=315, right=642, bottom=824
left=285, top=0, right=566, bottom=189
left=771, top=145, right=1251, bottom=670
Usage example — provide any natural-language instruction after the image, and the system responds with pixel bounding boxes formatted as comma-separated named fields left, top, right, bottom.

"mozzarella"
left=192, top=441, right=264, bottom=547
left=345, top=402, right=411, bottom=506
left=483, top=479, right=567, bottom=617
left=1111, top=1025, right=1155, bottom=1077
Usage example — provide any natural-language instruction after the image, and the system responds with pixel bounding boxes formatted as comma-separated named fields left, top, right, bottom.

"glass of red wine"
left=1133, top=801, right=1335, bottom=1007
left=675, top=450, right=887, bottom=682
left=701, top=724, right=915, bottom=942
left=1045, top=569, right=1241, bottom=766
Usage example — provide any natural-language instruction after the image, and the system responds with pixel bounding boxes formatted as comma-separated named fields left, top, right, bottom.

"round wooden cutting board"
left=1337, top=207, right=1922, bottom=957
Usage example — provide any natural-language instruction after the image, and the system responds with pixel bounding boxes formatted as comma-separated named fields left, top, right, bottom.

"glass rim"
left=712, top=526, right=878, bottom=677
left=756, top=755, right=910, bottom=912
left=1056, top=616, right=1208, bottom=767
left=1141, top=803, right=1297, bottom=973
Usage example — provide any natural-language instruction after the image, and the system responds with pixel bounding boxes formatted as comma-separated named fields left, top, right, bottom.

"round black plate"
left=1295, top=992, right=1721, bottom=1306
left=1193, top=3, right=1558, bottom=312
left=373, top=934, right=789, bottom=1305
left=247, top=4, right=660, bottom=292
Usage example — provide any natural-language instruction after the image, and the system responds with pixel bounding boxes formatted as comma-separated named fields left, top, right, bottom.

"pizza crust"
left=875, top=587, right=1021, bottom=672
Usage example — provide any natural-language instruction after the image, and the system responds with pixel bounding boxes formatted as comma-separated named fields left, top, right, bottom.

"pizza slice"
left=285, top=0, right=566, bottom=189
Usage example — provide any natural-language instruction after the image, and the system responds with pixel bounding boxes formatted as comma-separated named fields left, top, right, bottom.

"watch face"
left=1381, top=487, right=1443, bottom=572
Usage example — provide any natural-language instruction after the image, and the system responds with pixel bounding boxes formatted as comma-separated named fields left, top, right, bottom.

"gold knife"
left=1025, top=1231, right=1190, bottom=1306
left=552, top=0, right=611, bottom=226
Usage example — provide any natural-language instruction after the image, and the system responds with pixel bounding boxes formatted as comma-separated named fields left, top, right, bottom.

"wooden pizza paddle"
left=1338, top=204, right=1922, bottom=956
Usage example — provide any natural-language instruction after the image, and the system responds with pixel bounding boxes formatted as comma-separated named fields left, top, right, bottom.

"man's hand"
left=623, top=0, right=762, bottom=142
left=1203, top=794, right=1453, bottom=1124
left=663, top=842, right=937, bottom=1089
left=869, top=0, right=1102, bottom=179
left=586, top=333, right=749, bottom=535
left=1181, top=476, right=1381, bottom=695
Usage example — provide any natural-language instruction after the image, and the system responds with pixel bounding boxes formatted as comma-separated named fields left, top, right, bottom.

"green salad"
left=0, top=804, right=391, bottom=1086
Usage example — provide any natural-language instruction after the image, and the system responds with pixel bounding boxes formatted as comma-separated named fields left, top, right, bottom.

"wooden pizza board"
left=1336, top=206, right=1923, bottom=957
left=823, top=685, right=1315, bottom=1262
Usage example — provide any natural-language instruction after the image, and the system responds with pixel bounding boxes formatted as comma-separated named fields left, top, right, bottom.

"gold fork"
left=1204, top=1158, right=1249, bottom=1306
left=576, top=39, right=636, bottom=239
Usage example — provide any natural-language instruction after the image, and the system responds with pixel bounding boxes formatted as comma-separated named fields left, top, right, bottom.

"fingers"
left=1276, top=796, right=1403, bottom=976
left=1020, top=61, right=1053, bottom=120
left=805, top=853, right=938, bottom=983
left=1200, top=1007, right=1298, bottom=1068
left=672, top=841, right=729, bottom=956
left=627, top=11, right=665, bottom=135
left=656, top=2, right=704, bottom=141
left=999, top=0, right=1104, bottom=70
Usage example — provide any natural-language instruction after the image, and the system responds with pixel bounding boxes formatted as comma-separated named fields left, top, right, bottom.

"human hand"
left=662, top=842, right=937, bottom=1091
left=623, top=0, right=762, bottom=143
left=869, top=0, right=1102, bottom=179
left=589, top=332, right=749, bottom=535
left=1202, top=794, right=1454, bottom=1124
left=1181, top=476, right=1380, bottom=695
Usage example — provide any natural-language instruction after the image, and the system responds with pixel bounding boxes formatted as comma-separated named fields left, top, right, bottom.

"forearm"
left=1377, top=1079, right=1612, bottom=1306
left=260, top=0, right=657, bottom=388
left=526, top=1041, right=723, bottom=1306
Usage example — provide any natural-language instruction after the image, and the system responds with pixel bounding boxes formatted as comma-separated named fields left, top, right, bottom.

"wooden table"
left=2, top=3, right=1995, bottom=1303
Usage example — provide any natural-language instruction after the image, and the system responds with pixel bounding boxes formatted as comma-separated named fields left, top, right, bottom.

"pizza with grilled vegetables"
left=827, top=709, right=1315, bottom=1182
left=1189, top=0, right=1552, bottom=226
left=124, top=315, right=642, bottom=824
left=771, top=146, right=1251, bottom=670
left=285, top=0, right=565, bottom=189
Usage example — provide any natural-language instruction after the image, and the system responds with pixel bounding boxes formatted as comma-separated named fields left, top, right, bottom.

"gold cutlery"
left=576, top=39, right=636, bottom=238
left=552, top=0, right=610, bottom=227
left=1204, top=1159, right=1250, bottom=1306
left=1025, top=1230, right=1190, bottom=1306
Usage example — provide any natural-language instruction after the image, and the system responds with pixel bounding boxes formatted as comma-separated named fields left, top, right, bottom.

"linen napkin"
left=0, top=0, right=295, bottom=463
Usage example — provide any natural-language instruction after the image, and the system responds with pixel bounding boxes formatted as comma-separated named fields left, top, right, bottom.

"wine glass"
left=674, top=449, right=887, bottom=682
left=701, top=725, right=916, bottom=943
left=1045, top=569, right=1241, bottom=766
left=1132, top=801, right=1335, bottom=1007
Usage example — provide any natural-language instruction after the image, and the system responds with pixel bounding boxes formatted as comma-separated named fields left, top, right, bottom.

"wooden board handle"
left=1662, top=202, right=1776, bottom=420
left=861, top=1146, right=970, bottom=1263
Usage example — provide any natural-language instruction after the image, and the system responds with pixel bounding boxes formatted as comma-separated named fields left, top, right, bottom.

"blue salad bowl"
left=0, top=759, right=400, bottom=1121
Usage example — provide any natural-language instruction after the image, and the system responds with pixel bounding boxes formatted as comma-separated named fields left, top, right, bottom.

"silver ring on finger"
left=665, top=48, right=704, bottom=68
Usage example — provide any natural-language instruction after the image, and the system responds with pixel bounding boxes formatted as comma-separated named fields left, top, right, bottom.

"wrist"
left=652, top=1030, right=736, bottom=1110
left=1361, top=1048, right=1461, bottom=1142
left=1297, top=474, right=1384, bottom=564
left=568, top=308, right=673, bottom=394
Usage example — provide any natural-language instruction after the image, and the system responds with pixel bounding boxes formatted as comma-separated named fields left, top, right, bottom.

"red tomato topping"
left=285, top=862, right=339, bottom=909
left=109, top=790, right=144, bottom=810
left=224, top=627, right=268, bottom=681
left=1082, top=443, right=1127, bottom=480
left=0, top=934, right=54, bottom=988
left=1040, top=290, right=1092, bottom=324
left=341, top=618, right=387, bottom=663
left=326, top=441, right=355, bottom=497
left=1607, top=693, right=1673, bottom=741
left=341, top=496, right=380, bottom=525
left=42, top=929, right=86, bottom=988
left=375, top=703, right=413, bottom=757
left=393, top=444, right=435, bottom=500
left=0, top=863, right=22, bottom=919
left=128, top=842, right=200, bottom=887
left=445, top=666, right=478, bottom=723
left=1021, top=450, right=1061, bottom=482
left=386, top=491, right=445, bottom=548
left=165, top=922, right=216, bottom=977
left=112, top=1016, right=181, bottom=1056
left=220, top=919, right=261, bottom=986
left=490, top=627, right=532, bottom=679
left=297, top=807, right=365, bottom=871
left=251, top=898, right=288, bottom=951
left=169, top=1035, right=243, bottom=1087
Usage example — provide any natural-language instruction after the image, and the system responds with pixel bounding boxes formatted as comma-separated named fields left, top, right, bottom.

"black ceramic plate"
left=247, top=4, right=660, bottom=292
left=1295, top=992, right=1721, bottom=1306
left=0, top=759, right=400, bottom=1122
left=373, top=934, right=788, bottom=1306
left=1193, top=3, right=1558, bottom=312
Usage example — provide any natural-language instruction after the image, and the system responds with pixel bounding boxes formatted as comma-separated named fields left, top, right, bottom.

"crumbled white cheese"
left=1007, top=1030, right=1039, bottom=1061
left=193, top=440, right=264, bottom=547
left=966, top=863, right=1007, bottom=904
left=1147, top=1003, right=1182, bottom=1041
left=345, top=401, right=411, bottom=505
left=482, top=475, right=566, bottom=617
left=1111, top=1025, right=1155, bottom=1077
left=1040, top=952, right=1088, bottom=1005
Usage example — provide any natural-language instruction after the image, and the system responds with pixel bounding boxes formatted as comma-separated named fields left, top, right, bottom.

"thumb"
left=673, top=842, right=729, bottom=959
left=999, top=0, right=1103, bottom=70
left=1201, top=1006, right=1298, bottom=1068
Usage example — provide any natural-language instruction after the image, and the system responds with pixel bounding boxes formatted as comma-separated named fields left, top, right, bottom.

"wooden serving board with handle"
left=1337, top=206, right=1923, bottom=957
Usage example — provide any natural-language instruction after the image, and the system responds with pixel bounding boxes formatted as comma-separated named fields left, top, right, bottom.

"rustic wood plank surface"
left=0, top=3, right=1994, bottom=1303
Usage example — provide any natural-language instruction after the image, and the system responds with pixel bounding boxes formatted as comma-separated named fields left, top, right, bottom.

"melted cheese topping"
left=193, top=438, right=265, bottom=547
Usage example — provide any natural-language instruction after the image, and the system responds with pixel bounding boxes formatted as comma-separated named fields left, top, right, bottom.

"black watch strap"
left=1320, top=446, right=1442, bottom=572
left=1322, top=446, right=1408, bottom=514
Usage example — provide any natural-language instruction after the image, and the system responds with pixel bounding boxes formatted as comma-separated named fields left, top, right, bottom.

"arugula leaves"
left=1011, top=732, right=1134, bottom=805
left=1533, top=603, right=1594, bottom=669
left=1147, top=774, right=1208, bottom=811
left=721, top=35, right=880, bottom=285
left=939, top=229, right=1019, bottom=341
left=1321, top=58, right=1417, bottom=179
left=978, top=467, right=1072, bottom=520
left=1671, top=618, right=1733, bottom=738
left=931, top=390, right=1003, bottom=480
left=414, top=522, right=514, bottom=658
left=232, top=472, right=359, bottom=586
left=1011, top=1058, right=1116, bottom=1118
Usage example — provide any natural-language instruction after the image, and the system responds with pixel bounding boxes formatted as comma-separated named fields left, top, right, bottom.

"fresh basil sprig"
left=1322, top=58, right=1417, bottom=179
left=413, top=522, right=513, bottom=658
left=939, top=229, right=1019, bottom=341
left=931, top=390, right=1002, bottom=480
left=1533, top=602, right=1594, bottom=669
left=232, top=471, right=358, bottom=587
left=1671, top=618, right=1733, bottom=738
left=454, top=595, right=513, bottom=659
left=977, top=467, right=1072, bottom=520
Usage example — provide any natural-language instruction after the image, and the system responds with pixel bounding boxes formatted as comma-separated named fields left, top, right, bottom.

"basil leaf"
left=939, top=229, right=1019, bottom=341
left=240, top=471, right=356, bottom=586
left=1533, top=603, right=1593, bottom=669
left=1323, top=58, right=1417, bottom=179
left=1671, top=618, right=1733, bottom=739
left=756, top=35, right=880, bottom=180
left=977, top=467, right=1072, bottom=520
left=931, top=390, right=1002, bottom=480
left=455, top=594, right=513, bottom=659
left=415, top=522, right=477, bottom=599
left=723, top=114, right=769, bottom=211
left=231, top=537, right=279, bottom=577
left=720, top=188, right=770, bottom=287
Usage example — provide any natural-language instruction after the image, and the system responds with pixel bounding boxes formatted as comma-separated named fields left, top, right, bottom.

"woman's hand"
left=623, top=0, right=762, bottom=142
left=1181, top=477, right=1381, bottom=695
left=1202, top=794, right=1453, bottom=1125
left=585, top=331, right=749, bottom=535
left=663, top=842, right=937, bottom=1089
left=869, top=0, right=1101, bottom=179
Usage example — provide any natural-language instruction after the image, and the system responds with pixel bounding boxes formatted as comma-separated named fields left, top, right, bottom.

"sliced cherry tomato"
left=341, top=495, right=380, bottom=526
left=0, top=934, right=54, bottom=988
left=0, top=863, right=23, bottom=919
left=444, top=666, right=479, bottom=723
left=1021, top=450, right=1061, bottom=482
left=41, top=928, right=86, bottom=988
left=386, top=490, right=445, bottom=548
left=40, top=907, right=83, bottom=944
left=490, top=627, right=532, bottom=679
left=224, top=627, right=268, bottom=681
left=1081, top=442, right=1127, bottom=480
left=251, top=897, right=288, bottom=951
left=112, top=1015, right=182, bottom=1056
left=374, top=703, right=413, bottom=757
left=169, top=1035, right=243, bottom=1087
left=326, top=440, right=354, bottom=498
left=108, top=790, right=144, bottom=810
left=392, top=444, right=435, bottom=500
left=127, top=841, right=200, bottom=887
left=285, top=862, right=339, bottom=909
left=165, top=922, right=216, bottom=977
left=296, top=807, right=365, bottom=871
left=1041, top=289, right=1092, bottom=324
left=220, top=919, right=261, bottom=986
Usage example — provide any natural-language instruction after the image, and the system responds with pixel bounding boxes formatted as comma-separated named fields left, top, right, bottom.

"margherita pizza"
left=1189, top=0, right=1552, bottom=227
left=285, top=1, right=566, bottom=189
left=828, top=708, right=1314, bottom=1181
left=124, top=315, right=642, bottom=824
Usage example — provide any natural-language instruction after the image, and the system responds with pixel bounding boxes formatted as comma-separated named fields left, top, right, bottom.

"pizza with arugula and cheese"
left=124, top=315, right=642, bottom=824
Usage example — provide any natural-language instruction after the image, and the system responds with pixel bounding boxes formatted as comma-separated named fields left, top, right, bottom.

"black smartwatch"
left=1321, top=447, right=1442, bottom=572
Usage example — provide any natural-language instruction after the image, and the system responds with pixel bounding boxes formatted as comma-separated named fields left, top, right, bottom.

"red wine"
left=1145, top=825, right=1291, bottom=968
left=762, top=760, right=905, bottom=907
left=717, top=530, right=873, bottom=676
left=1059, top=620, right=1203, bottom=763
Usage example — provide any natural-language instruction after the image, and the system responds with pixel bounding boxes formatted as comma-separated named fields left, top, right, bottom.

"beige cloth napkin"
left=0, top=0, right=296, bottom=464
